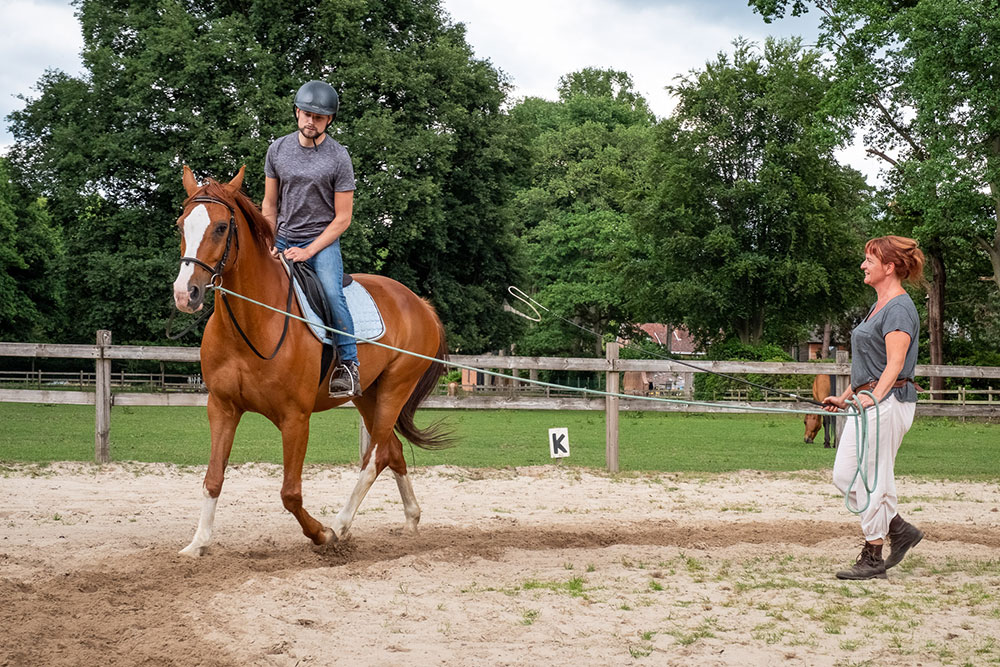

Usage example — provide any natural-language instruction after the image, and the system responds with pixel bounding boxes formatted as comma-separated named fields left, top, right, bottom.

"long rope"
left=207, top=283, right=878, bottom=513
left=507, top=286, right=825, bottom=406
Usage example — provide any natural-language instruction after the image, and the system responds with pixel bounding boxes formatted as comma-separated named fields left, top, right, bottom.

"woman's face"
left=861, top=252, right=892, bottom=287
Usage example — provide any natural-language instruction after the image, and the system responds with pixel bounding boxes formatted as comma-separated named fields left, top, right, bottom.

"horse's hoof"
left=179, top=544, right=206, bottom=558
left=316, top=527, right=335, bottom=545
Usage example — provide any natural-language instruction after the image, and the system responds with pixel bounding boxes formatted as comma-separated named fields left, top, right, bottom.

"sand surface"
left=2, top=462, right=999, bottom=666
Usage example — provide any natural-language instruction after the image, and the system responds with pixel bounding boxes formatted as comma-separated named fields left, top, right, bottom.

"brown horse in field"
left=172, top=166, right=451, bottom=556
left=803, top=374, right=833, bottom=447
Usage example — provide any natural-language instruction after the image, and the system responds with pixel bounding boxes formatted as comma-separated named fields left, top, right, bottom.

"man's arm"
left=284, top=190, right=354, bottom=262
left=262, top=176, right=279, bottom=231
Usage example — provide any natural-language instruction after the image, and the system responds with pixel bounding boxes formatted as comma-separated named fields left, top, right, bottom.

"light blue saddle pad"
left=280, top=260, right=386, bottom=345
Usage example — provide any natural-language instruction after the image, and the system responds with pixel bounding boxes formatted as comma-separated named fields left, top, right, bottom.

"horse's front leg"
left=278, top=415, right=333, bottom=545
left=180, top=395, right=243, bottom=557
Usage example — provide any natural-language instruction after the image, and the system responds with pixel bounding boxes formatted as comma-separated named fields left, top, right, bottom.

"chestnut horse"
left=172, top=166, right=451, bottom=556
left=803, top=374, right=833, bottom=447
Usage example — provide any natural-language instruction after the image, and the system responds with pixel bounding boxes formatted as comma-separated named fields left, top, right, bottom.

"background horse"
left=172, top=166, right=451, bottom=556
left=803, top=374, right=834, bottom=447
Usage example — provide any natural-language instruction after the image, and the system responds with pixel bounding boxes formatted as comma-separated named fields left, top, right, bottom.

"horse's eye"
left=214, top=223, right=227, bottom=236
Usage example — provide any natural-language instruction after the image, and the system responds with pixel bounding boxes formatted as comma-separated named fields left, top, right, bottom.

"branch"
left=865, top=147, right=902, bottom=171
left=868, top=94, right=927, bottom=161
left=814, top=0, right=928, bottom=161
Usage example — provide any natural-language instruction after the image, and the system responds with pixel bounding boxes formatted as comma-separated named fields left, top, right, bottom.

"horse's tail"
left=395, top=312, right=455, bottom=450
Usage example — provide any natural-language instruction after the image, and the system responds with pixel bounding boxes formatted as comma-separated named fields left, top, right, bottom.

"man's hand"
left=282, top=246, right=313, bottom=262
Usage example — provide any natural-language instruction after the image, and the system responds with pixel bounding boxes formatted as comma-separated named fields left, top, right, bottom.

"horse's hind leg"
left=180, top=395, right=242, bottom=557
left=390, top=433, right=421, bottom=535
left=330, top=391, right=417, bottom=539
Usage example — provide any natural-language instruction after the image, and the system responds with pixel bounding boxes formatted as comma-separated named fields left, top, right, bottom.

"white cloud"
left=0, top=0, right=83, bottom=148
left=441, top=0, right=819, bottom=118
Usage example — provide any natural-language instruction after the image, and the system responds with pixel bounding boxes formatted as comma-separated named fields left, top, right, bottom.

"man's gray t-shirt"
left=264, top=132, right=356, bottom=244
left=850, top=293, right=920, bottom=402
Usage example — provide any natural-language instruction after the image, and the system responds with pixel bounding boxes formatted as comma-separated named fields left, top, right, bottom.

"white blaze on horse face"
left=173, top=204, right=212, bottom=312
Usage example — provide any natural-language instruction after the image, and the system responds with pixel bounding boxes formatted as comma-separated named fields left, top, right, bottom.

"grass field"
left=1, top=403, right=997, bottom=480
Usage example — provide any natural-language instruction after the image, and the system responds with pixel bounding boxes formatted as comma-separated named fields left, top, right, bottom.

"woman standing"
left=822, top=235, right=926, bottom=580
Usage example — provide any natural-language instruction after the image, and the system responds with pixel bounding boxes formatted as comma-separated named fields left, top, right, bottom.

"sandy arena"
left=2, top=462, right=999, bottom=666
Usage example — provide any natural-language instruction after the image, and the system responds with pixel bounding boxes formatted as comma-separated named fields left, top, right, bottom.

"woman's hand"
left=854, top=393, right=876, bottom=409
left=822, top=395, right=847, bottom=412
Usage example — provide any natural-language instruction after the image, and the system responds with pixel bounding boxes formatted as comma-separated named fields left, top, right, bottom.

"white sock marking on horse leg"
left=179, top=484, right=219, bottom=557
left=332, top=444, right=379, bottom=539
left=393, top=471, right=421, bottom=535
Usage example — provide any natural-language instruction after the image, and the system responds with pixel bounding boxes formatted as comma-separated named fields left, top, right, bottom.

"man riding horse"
left=262, top=80, right=361, bottom=397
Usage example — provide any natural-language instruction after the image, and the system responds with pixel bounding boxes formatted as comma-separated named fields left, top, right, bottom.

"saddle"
left=277, top=256, right=386, bottom=346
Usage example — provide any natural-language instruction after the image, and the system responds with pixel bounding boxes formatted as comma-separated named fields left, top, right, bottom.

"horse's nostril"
left=189, top=285, right=201, bottom=302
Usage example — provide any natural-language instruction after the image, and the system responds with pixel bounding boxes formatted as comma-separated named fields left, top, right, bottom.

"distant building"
left=622, top=324, right=702, bottom=394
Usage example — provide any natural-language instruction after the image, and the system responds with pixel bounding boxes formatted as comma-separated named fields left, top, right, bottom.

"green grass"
left=0, top=403, right=997, bottom=479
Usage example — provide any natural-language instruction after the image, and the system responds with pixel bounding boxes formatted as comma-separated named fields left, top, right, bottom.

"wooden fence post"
left=95, top=329, right=112, bottom=464
left=605, top=341, right=620, bottom=473
left=832, top=349, right=851, bottom=447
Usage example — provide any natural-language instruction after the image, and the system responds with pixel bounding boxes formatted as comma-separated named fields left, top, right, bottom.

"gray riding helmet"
left=294, top=80, right=339, bottom=118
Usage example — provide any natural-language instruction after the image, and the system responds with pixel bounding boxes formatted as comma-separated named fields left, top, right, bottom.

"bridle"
left=178, top=195, right=240, bottom=286
left=168, top=193, right=294, bottom=360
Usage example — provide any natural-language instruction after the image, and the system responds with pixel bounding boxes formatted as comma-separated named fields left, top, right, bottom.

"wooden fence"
left=2, top=332, right=1000, bottom=468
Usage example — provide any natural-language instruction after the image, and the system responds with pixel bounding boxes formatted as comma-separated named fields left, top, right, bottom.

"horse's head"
left=803, top=413, right=821, bottom=444
left=173, top=166, right=245, bottom=313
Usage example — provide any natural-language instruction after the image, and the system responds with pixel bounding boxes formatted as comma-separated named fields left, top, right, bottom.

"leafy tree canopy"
left=508, top=68, right=655, bottom=357
left=0, top=158, right=66, bottom=341
left=8, top=0, right=520, bottom=350
left=626, top=37, right=870, bottom=347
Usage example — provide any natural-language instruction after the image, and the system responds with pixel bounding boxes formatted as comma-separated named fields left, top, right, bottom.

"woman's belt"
left=852, top=378, right=916, bottom=394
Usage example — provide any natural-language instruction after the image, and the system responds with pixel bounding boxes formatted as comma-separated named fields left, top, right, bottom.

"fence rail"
left=3, top=333, right=1000, bottom=466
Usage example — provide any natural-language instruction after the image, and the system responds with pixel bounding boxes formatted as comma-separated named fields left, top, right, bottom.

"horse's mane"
left=187, top=180, right=275, bottom=251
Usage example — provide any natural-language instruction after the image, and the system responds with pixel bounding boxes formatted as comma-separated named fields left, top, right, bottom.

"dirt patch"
left=2, top=462, right=999, bottom=666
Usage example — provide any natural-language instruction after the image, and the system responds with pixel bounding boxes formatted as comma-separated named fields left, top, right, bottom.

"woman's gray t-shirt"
left=850, top=293, right=920, bottom=402
left=264, top=132, right=356, bottom=244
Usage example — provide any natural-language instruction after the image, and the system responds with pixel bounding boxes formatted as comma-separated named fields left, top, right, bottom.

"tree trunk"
left=821, top=321, right=832, bottom=359
left=927, top=246, right=946, bottom=400
left=981, top=175, right=1000, bottom=291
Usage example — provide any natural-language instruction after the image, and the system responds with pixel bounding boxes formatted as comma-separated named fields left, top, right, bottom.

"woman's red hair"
left=865, top=235, right=925, bottom=284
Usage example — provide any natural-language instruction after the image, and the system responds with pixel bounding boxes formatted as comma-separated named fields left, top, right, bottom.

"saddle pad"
left=283, top=265, right=386, bottom=345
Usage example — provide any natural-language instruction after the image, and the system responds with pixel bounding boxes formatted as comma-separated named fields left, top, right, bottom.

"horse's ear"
left=226, top=165, right=246, bottom=194
left=182, top=165, right=199, bottom=196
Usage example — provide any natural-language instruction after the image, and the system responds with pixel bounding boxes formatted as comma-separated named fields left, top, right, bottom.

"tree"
left=0, top=159, right=66, bottom=341
left=509, top=68, right=655, bottom=357
left=7, top=0, right=520, bottom=351
left=751, top=0, right=1000, bottom=389
left=626, top=38, right=869, bottom=346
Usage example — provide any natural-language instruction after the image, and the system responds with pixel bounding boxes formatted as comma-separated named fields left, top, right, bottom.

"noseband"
left=178, top=195, right=240, bottom=285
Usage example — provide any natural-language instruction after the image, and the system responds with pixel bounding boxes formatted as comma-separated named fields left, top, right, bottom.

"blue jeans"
left=276, top=237, right=358, bottom=364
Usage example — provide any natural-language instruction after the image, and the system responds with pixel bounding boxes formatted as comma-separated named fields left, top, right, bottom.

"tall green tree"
left=509, top=69, right=655, bottom=357
left=751, top=0, right=1000, bottom=385
left=627, top=38, right=869, bottom=346
left=0, top=159, right=66, bottom=341
left=7, top=0, right=520, bottom=351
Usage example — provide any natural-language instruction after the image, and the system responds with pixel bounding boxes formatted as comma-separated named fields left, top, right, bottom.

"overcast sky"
left=0, top=0, right=879, bottom=182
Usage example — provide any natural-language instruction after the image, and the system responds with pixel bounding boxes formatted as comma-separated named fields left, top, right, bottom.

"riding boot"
left=885, top=514, right=924, bottom=569
left=329, top=361, right=362, bottom=398
left=835, top=541, right=887, bottom=580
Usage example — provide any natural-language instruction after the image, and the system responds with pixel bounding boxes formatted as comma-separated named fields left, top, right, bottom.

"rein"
left=170, top=194, right=295, bottom=360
